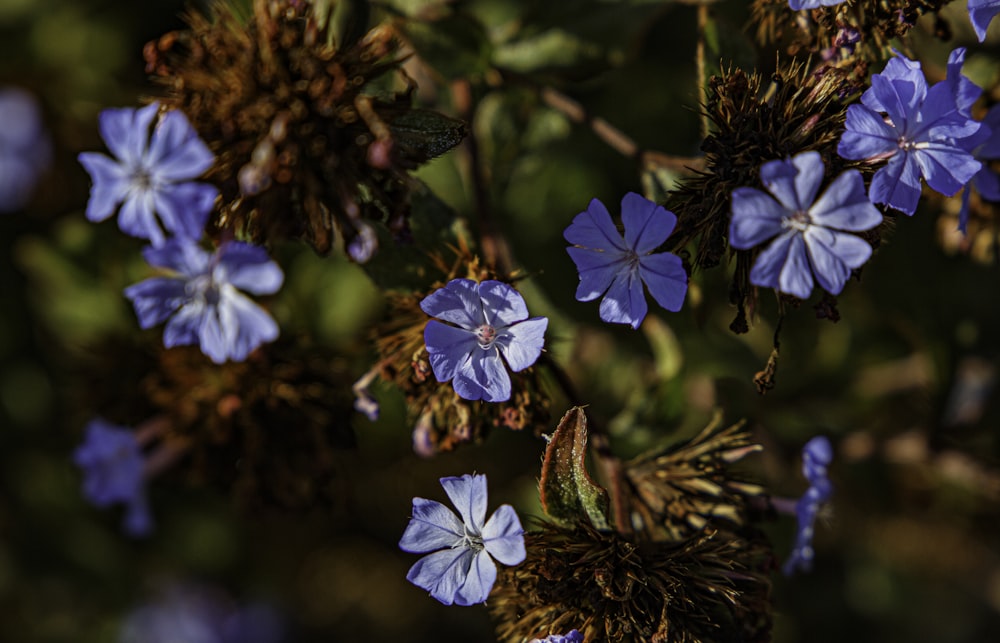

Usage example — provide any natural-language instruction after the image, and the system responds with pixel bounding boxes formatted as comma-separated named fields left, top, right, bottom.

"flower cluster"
left=783, top=436, right=834, bottom=575
left=399, top=474, right=525, bottom=606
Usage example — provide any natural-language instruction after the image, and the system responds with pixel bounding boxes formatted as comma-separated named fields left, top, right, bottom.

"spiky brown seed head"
left=145, top=0, right=466, bottom=259
left=489, top=521, right=773, bottom=643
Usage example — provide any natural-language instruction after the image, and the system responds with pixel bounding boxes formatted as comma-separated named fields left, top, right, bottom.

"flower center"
left=187, top=274, right=221, bottom=306
left=782, top=209, right=811, bottom=232
left=897, top=135, right=928, bottom=152
left=458, top=528, right=485, bottom=552
left=474, top=323, right=498, bottom=350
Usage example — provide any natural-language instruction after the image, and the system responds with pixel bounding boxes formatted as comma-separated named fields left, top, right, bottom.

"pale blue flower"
left=958, top=104, right=1000, bottom=233
left=74, top=418, right=153, bottom=537
left=79, top=102, right=218, bottom=245
left=789, top=0, right=845, bottom=9
left=564, top=192, right=687, bottom=329
left=783, top=436, right=834, bottom=576
left=399, top=474, right=526, bottom=606
left=124, top=237, right=283, bottom=364
left=729, top=151, right=882, bottom=300
left=837, top=49, right=983, bottom=215
left=530, top=631, right=584, bottom=643
left=421, top=279, right=547, bottom=403
left=0, top=87, right=51, bottom=212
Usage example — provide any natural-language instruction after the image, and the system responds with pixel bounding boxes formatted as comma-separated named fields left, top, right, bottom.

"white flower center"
left=187, top=273, right=221, bottom=306
left=782, top=209, right=812, bottom=232
left=475, top=323, right=499, bottom=350
left=897, top=135, right=928, bottom=152
left=458, top=528, right=485, bottom=552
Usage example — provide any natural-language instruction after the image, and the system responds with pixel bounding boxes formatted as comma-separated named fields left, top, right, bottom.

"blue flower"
left=530, top=631, right=585, bottom=643
left=0, top=87, right=51, bottom=212
left=124, top=237, right=284, bottom=364
left=420, top=279, right=547, bottom=403
left=564, top=192, right=687, bottom=329
left=783, top=436, right=834, bottom=576
left=969, top=0, right=1000, bottom=41
left=78, top=102, right=218, bottom=245
left=73, top=418, right=153, bottom=537
left=399, top=474, right=526, bottom=606
left=729, top=151, right=882, bottom=300
left=959, top=104, right=1000, bottom=233
left=837, top=49, right=983, bottom=215
left=788, top=0, right=845, bottom=9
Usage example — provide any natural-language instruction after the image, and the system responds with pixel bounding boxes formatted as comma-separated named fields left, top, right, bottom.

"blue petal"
left=750, top=231, right=814, bottom=300
left=864, top=56, right=925, bottom=129
left=497, top=317, right=547, bottom=372
left=196, top=304, right=229, bottom=364
left=398, top=497, right=464, bottom=553
left=482, top=504, right=526, bottom=566
left=98, top=103, right=158, bottom=167
left=142, top=237, right=212, bottom=276
left=118, top=190, right=165, bottom=246
left=869, top=153, right=922, bottom=215
left=152, top=181, right=217, bottom=240
left=216, top=289, right=279, bottom=362
left=217, top=242, right=284, bottom=295
left=74, top=419, right=145, bottom=508
left=945, top=48, right=981, bottom=117
left=639, top=252, right=687, bottom=313
left=78, top=152, right=126, bottom=222
left=976, top=166, right=1000, bottom=201
left=566, top=247, right=627, bottom=302
left=837, top=105, right=898, bottom=161
left=979, top=104, right=1000, bottom=158
left=809, top=170, right=882, bottom=231
left=453, top=551, right=497, bottom=606
left=969, top=0, right=1000, bottom=41
left=441, top=474, right=488, bottom=533
left=563, top=198, right=626, bottom=252
left=758, top=157, right=802, bottom=211
left=123, top=496, right=154, bottom=537
left=453, top=350, right=511, bottom=402
left=420, top=278, right=483, bottom=330
left=804, top=227, right=872, bottom=295
left=599, top=268, right=646, bottom=329
left=147, top=109, right=216, bottom=181
left=123, top=277, right=187, bottom=329
left=162, top=301, right=206, bottom=350
left=477, top=280, right=529, bottom=327
left=620, top=192, right=675, bottom=253
left=405, top=547, right=475, bottom=606
left=424, top=320, right=477, bottom=383
left=914, top=144, right=981, bottom=198
left=729, top=187, right=786, bottom=249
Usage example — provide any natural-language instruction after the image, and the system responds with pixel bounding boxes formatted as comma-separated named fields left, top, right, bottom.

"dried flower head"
left=752, top=0, right=954, bottom=67
left=489, top=521, right=773, bottom=643
left=145, top=0, right=466, bottom=259
left=664, top=59, right=887, bottom=333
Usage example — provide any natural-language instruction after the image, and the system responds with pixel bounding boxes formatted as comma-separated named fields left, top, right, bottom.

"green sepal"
left=539, top=407, right=610, bottom=530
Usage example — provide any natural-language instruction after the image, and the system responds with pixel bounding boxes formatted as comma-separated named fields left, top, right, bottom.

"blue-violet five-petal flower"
left=420, top=279, right=547, bottom=403
left=530, top=630, right=585, bottom=643
left=783, top=436, right=834, bottom=576
left=0, top=86, right=51, bottom=213
left=399, top=473, right=526, bottom=606
left=729, top=151, right=882, bottom=300
left=837, top=49, right=983, bottom=215
left=958, top=103, right=1000, bottom=233
left=124, top=237, right=284, bottom=364
left=788, top=0, right=846, bottom=9
left=78, top=102, right=218, bottom=245
left=73, top=418, right=153, bottom=537
left=564, top=192, right=687, bottom=329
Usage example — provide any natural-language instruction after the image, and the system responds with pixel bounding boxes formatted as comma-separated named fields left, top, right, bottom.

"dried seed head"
left=145, top=0, right=466, bottom=258
left=489, top=521, right=773, bottom=643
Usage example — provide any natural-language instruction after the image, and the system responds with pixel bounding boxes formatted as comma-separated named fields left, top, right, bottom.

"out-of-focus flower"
left=958, top=104, right=1000, bottom=233
left=969, top=0, right=1000, bottom=41
left=529, top=631, right=584, bottom=643
left=783, top=435, right=834, bottom=575
left=837, top=49, right=983, bottom=215
left=399, top=474, right=525, bottom=606
left=124, top=238, right=283, bottom=364
left=788, top=0, right=845, bottom=9
left=564, top=193, right=687, bottom=329
left=729, top=151, right=882, bottom=300
left=119, top=583, right=284, bottom=643
left=73, top=418, right=152, bottom=537
left=0, top=87, right=51, bottom=212
left=420, top=279, right=547, bottom=403
left=78, top=102, right=218, bottom=245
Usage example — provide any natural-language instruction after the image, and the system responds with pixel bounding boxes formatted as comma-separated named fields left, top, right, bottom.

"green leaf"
left=539, top=407, right=611, bottom=530
left=388, top=108, right=468, bottom=165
